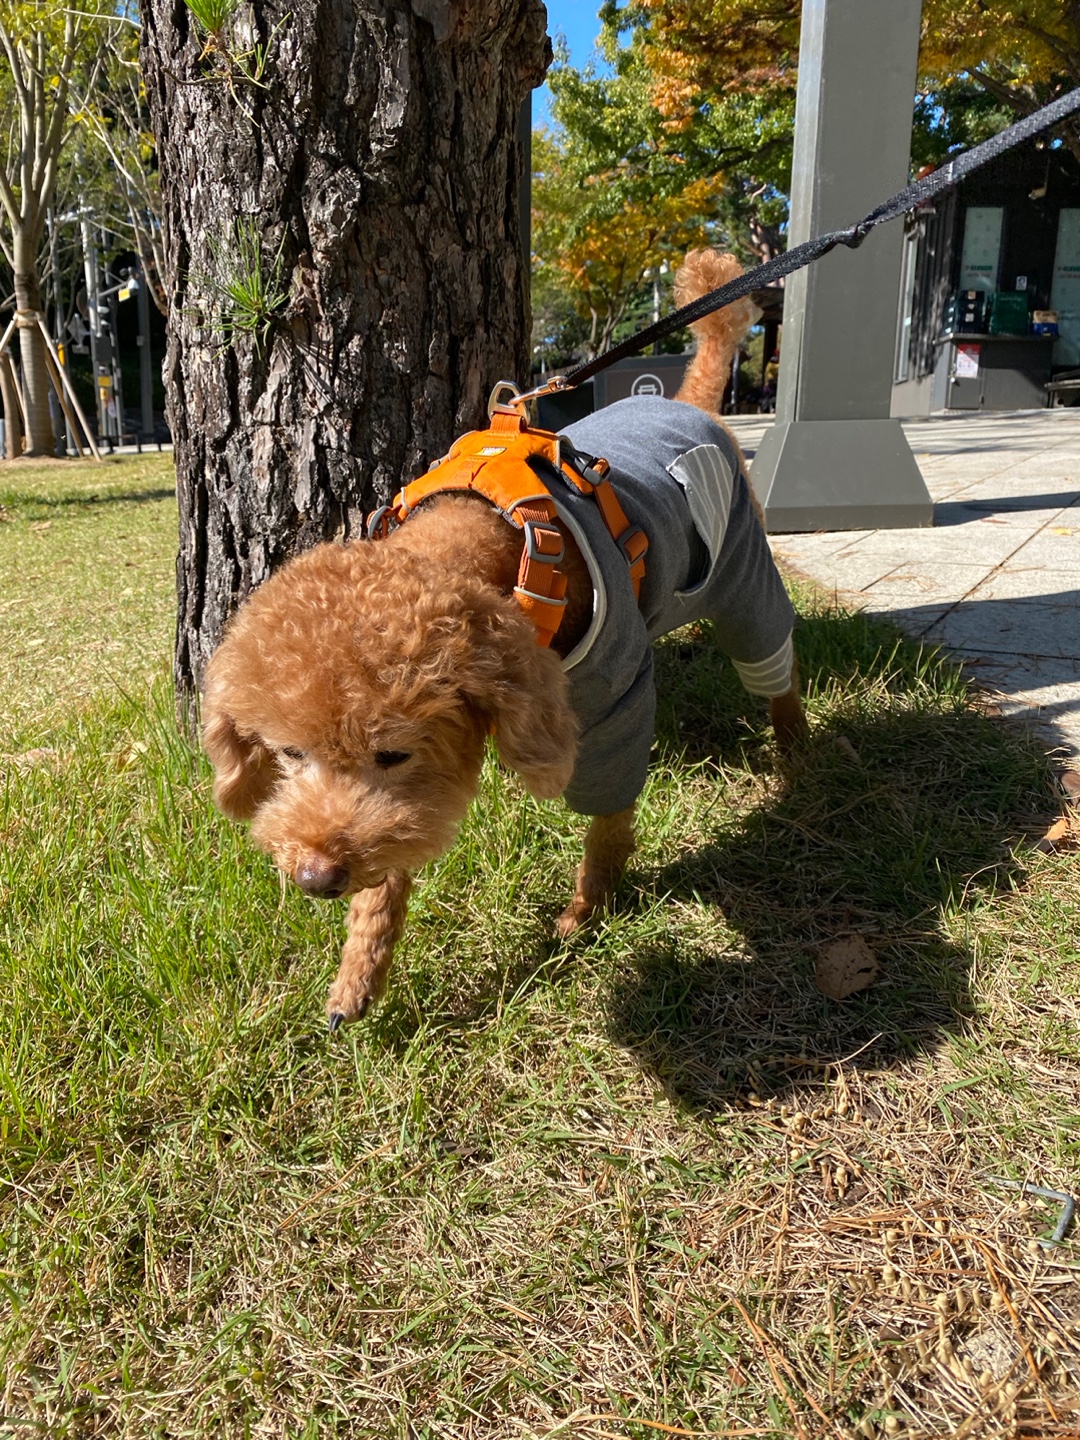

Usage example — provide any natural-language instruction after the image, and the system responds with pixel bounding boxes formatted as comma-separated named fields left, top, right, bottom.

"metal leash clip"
left=487, top=376, right=573, bottom=421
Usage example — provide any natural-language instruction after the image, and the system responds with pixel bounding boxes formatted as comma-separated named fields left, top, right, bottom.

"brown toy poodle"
left=203, top=251, right=807, bottom=1029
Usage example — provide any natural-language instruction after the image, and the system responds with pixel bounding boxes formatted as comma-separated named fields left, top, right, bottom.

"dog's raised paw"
left=325, top=986, right=373, bottom=1032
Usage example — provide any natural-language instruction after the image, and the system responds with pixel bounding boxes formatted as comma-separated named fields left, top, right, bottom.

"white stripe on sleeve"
left=732, top=634, right=795, bottom=697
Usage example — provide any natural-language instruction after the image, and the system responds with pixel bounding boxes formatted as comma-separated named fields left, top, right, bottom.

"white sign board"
left=955, top=344, right=981, bottom=379
left=1052, top=208, right=1080, bottom=368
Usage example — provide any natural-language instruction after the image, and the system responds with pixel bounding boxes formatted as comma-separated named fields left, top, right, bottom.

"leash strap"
left=560, top=85, right=1080, bottom=390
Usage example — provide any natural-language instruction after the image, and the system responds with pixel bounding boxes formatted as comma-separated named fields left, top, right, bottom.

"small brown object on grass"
left=815, top=934, right=880, bottom=1000
left=1034, top=817, right=1076, bottom=854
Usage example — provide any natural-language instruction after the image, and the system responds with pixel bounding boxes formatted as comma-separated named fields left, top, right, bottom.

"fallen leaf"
left=116, top=740, right=149, bottom=770
left=833, top=735, right=860, bottom=762
left=1050, top=526, right=1074, bottom=536
left=29, top=520, right=51, bottom=531
left=815, top=935, right=880, bottom=1001
left=1059, top=771, right=1080, bottom=805
left=1034, top=817, right=1076, bottom=854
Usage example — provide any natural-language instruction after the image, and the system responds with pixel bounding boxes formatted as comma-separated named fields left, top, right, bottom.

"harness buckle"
left=513, top=584, right=568, bottom=610
left=617, top=525, right=649, bottom=573
left=522, top=517, right=565, bottom=567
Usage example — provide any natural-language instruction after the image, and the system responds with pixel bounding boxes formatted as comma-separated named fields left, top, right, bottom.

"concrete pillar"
left=752, top=0, right=933, bottom=532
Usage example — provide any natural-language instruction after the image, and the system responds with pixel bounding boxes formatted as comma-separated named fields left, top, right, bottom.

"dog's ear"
left=456, top=606, right=579, bottom=799
left=201, top=687, right=278, bottom=820
left=492, top=641, right=579, bottom=799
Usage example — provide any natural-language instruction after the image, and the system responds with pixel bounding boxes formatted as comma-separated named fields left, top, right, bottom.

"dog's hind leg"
left=327, top=870, right=413, bottom=1029
left=555, top=807, right=636, bottom=939
left=769, top=657, right=809, bottom=757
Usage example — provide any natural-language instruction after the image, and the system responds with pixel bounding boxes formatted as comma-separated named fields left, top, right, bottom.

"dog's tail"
left=673, top=250, right=761, bottom=417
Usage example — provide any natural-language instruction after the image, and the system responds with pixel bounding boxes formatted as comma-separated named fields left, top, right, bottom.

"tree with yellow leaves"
left=534, top=0, right=1079, bottom=364
left=533, top=39, right=766, bottom=365
left=612, top=0, right=1080, bottom=161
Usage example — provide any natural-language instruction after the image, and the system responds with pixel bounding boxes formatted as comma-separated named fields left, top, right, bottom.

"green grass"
left=0, top=455, right=176, bottom=745
left=1, top=459, right=1079, bottom=1437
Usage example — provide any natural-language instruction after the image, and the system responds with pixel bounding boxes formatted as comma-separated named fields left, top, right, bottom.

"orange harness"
left=367, top=406, right=648, bottom=648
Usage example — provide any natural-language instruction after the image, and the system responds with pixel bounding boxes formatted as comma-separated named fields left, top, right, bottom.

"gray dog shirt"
left=535, top=396, right=795, bottom=815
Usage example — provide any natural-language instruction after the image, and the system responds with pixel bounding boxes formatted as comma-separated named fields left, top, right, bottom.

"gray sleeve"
left=701, top=475, right=795, bottom=669
left=562, top=655, right=656, bottom=816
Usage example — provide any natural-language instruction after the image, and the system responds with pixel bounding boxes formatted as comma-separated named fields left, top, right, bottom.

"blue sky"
left=534, top=1, right=611, bottom=127
left=545, top=0, right=605, bottom=64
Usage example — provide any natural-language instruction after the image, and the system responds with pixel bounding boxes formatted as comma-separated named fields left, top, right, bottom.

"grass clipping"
left=713, top=1068, right=1080, bottom=1440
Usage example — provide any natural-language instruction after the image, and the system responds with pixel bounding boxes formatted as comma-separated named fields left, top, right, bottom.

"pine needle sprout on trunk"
left=193, top=219, right=290, bottom=355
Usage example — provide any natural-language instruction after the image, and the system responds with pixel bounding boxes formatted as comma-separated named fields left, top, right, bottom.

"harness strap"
left=511, top=499, right=568, bottom=649
left=574, top=457, right=648, bottom=601
left=366, top=408, right=648, bottom=645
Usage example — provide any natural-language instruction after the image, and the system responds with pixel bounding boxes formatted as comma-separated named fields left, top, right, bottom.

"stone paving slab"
left=728, top=408, right=1080, bottom=760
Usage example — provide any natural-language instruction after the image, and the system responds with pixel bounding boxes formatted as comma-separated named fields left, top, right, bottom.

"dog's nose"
left=295, top=859, right=351, bottom=898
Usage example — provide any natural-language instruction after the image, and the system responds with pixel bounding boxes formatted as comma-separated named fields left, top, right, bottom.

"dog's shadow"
left=377, top=610, right=1051, bottom=1104
left=604, top=612, right=1050, bottom=1108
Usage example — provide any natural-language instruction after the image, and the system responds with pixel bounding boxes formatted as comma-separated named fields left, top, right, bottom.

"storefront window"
left=958, top=206, right=1003, bottom=292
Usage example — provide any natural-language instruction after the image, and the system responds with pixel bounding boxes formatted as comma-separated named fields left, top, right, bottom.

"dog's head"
left=202, top=540, right=578, bottom=896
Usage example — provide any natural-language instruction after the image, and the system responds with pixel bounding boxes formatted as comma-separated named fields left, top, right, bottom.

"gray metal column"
left=752, top=0, right=933, bottom=532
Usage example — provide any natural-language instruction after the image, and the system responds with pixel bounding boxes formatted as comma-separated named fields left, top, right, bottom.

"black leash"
left=557, top=85, right=1080, bottom=391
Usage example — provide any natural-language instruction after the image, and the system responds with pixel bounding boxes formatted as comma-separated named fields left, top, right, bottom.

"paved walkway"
left=728, top=409, right=1080, bottom=761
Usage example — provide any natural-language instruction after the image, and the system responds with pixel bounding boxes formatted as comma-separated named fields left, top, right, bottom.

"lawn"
left=1, top=455, right=1079, bottom=1439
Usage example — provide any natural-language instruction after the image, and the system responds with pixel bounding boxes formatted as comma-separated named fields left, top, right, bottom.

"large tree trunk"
left=141, top=0, right=550, bottom=723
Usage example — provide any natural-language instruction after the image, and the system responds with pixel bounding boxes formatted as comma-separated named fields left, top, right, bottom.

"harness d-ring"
left=487, top=380, right=522, bottom=416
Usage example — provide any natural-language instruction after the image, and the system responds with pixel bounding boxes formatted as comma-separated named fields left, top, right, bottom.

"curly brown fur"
left=203, top=249, right=805, bottom=1027
left=555, top=808, right=636, bottom=939
left=674, top=249, right=762, bottom=417
left=674, top=249, right=767, bottom=524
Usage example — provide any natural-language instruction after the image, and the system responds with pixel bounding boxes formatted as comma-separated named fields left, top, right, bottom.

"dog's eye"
left=374, top=749, right=411, bottom=768
left=280, top=746, right=305, bottom=761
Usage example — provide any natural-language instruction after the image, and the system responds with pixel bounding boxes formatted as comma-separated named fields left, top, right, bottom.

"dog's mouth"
left=336, top=867, right=388, bottom=892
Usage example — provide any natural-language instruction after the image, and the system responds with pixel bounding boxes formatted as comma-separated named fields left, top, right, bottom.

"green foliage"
left=181, top=0, right=289, bottom=94
left=601, top=0, right=1080, bottom=181
left=911, top=81, right=1019, bottom=173
left=182, top=0, right=241, bottom=40
left=195, top=217, right=289, bottom=354
left=533, top=41, right=731, bottom=362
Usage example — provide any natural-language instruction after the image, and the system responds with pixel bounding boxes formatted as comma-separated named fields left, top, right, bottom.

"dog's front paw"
left=325, top=968, right=382, bottom=1032
left=327, top=873, right=411, bottom=1032
left=554, top=896, right=594, bottom=939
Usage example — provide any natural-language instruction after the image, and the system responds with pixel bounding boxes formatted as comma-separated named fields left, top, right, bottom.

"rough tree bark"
left=140, top=0, right=550, bottom=721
